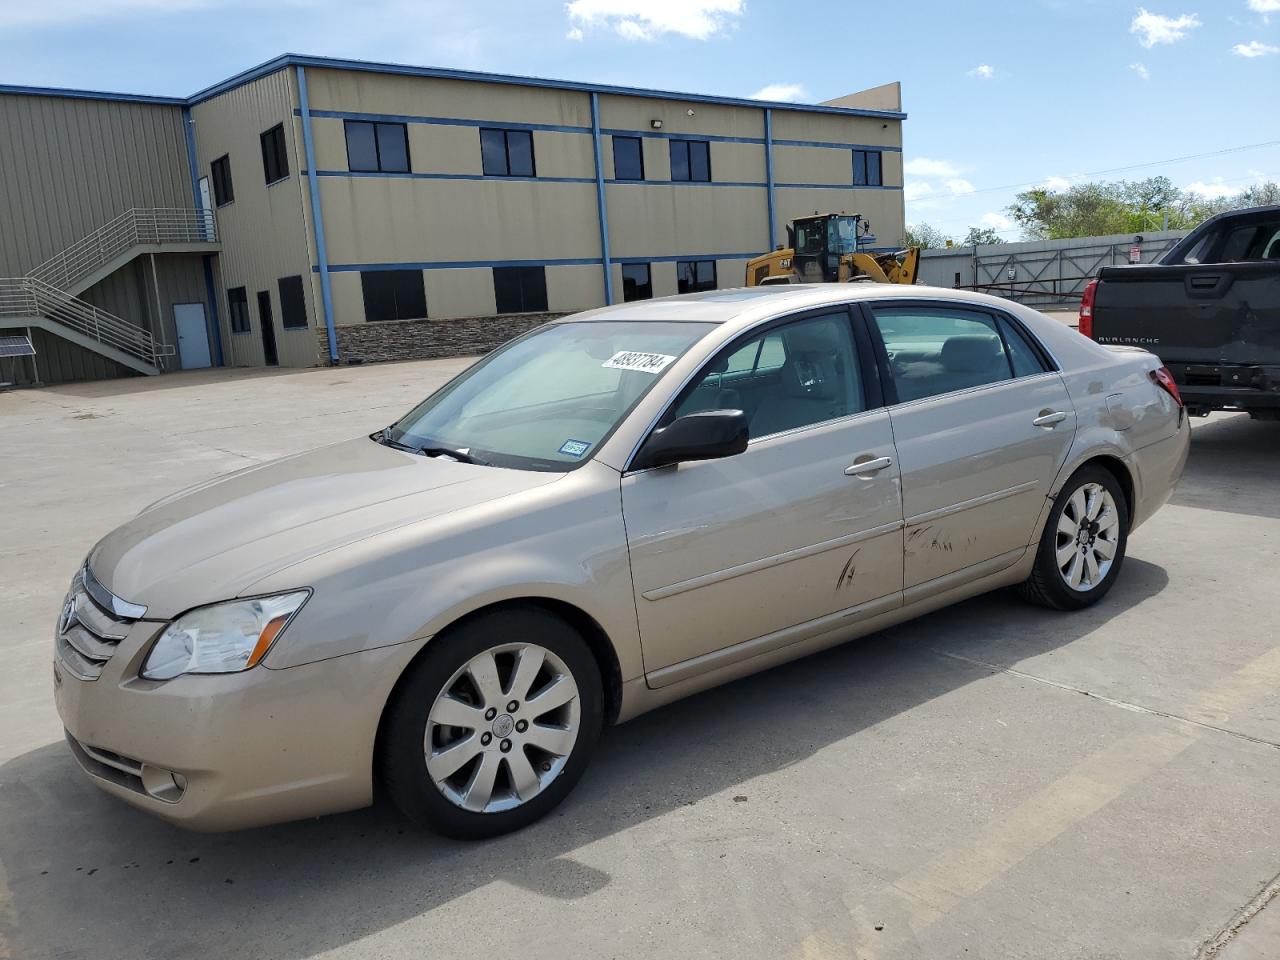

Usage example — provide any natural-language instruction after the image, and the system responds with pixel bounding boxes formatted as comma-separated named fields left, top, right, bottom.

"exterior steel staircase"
left=0, top=209, right=218, bottom=377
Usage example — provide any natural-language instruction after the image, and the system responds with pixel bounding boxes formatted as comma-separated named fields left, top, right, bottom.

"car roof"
left=555, top=283, right=1031, bottom=333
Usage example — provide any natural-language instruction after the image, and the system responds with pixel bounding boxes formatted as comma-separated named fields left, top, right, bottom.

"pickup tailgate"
left=1092, top=261, right=1280, bottom=365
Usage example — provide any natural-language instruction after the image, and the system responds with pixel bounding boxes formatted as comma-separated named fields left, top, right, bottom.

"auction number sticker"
left=558, top=439, right=592, bottom=458
left=602, top=351, right=677, bottom=374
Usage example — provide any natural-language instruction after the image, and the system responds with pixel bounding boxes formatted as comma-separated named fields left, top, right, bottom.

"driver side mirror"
left=632, top=409, right=749, bottom=470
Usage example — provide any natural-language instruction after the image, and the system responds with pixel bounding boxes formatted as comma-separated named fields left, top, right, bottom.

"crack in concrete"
left=1194, top=869, right=1280, bottom=959
left=928, top=649, right=1280, bottom=752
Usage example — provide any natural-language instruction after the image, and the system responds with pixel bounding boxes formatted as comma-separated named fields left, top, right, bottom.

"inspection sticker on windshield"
left=602, top=351, right=676, bottom=374
left=558, top=439, right=592, bottom=458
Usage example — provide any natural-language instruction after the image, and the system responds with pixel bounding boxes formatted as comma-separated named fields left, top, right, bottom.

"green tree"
left=962, top=226, right=1004, bottom=246
left=905, top=222, right=952, bottom=249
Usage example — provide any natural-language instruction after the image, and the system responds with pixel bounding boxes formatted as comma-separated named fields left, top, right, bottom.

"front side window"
left=260, top=124, right=289, bottom=184
left=345, top=120, right=410, bottom=173
left=481, top=128, right=535, bottom=177
left=622, top=263, right=652, bottom=301
left=493, top=266, right=548, bottom=313
left=613, top=136, right=645, bottom=181
left=668, top=311, right=864, bottom=439
left=210, top=155, right=234, bottom=206
left=871, top=305, right=1029, bottom=403
left=388, top=320, right=713, bottom=471
left=669, top=139, right=711, bottom=182
left=677, top=259, right=717, bottom=293
left=361, top=270, right=427, bottom=322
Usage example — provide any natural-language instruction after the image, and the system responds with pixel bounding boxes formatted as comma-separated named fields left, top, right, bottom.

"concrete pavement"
left=1, top=360, right=1277, bottom=960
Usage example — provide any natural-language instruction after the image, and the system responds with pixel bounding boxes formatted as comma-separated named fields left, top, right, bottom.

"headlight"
left=141, top=591, right=310, bottom=680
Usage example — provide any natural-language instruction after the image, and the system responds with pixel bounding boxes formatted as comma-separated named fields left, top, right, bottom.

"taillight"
left=1078, top=278, right=1098, bottom=339
left=1150, top=366, right=1183, bottom=407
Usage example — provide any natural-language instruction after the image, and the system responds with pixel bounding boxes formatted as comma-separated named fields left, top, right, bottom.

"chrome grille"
left=55, top=566, right=140, bottom=680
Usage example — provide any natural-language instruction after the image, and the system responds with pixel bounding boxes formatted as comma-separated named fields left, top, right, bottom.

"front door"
left=865, top=301, right=1076, bottom=590
left=173, top=302, right=211, bottom=369
left=197, top=176, right=214, bottom=241
left=257, top=290, right=279, bottom=366
left=621, top=307, right=904, bottom=686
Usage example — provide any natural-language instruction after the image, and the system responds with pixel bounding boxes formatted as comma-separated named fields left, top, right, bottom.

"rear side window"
left=871, top=305, right=1014, bottom=403
left=1175, top=216, right=1280, bottom=264
left=999, top=317, right=1050, bottom=376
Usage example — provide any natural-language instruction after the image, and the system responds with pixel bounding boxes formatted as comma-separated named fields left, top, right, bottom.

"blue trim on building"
left=590, top=93, right=614, bottom=306
left=309, top=169, right=597, bottom=185
left=1, top=54, right=907, bottom=121
left=296, top=66, right=338, bottom=364
left=182, top=104, right=226, bottom=367
left=299, top=108, right=591, bottom=135
left=605, top=179, right=765, bottom=188
left=200, top=256, right=225, bottom=366
left=773, top=138, right=904, bottom=152
left=775, top=182, right=903, bottom=191
left=764, top=108, right=776, bottom=251
left=613, top=253, right=762, bottom=264
left=316, top=252, right=763, bottom=273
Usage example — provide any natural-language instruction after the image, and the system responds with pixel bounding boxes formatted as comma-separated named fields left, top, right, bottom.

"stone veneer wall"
left=316, top=313, right=564, bottom=365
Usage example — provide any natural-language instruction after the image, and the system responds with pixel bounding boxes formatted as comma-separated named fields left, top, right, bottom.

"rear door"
left=621, top=306, right=904, bottom=686
left=865, top=301, right=1076, bottom=591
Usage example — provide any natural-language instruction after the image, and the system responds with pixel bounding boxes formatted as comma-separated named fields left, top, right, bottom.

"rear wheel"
left=380, top=606, right=603, bottom=839
left=1019, top=465, right=1129, bottom=610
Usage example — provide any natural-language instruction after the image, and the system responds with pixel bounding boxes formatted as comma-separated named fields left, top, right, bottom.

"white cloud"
left=1232, top=40, right=1280, bottom=56
left=1130, top=8, right=1201, bottom=47
left=1185, top=178, right=1243, bottom=199
left=1130, top=62, right=1150, bottom=79
left=980, top=212, right=1013, bottom=230
left=966, top=64, right=995, bottom=78
left=945, top=178, right=975, bottom=196
left=565, top=0, right=744, bottom=41
left=749, top=83, right=809, bottom=102
left=1040, top=175, right=1073, bottom=192
left=904, top=182, right=935, bottom=202
left=904, top=157, right=961, bottom=178
left=1247, top=0, right=1280, bottom=12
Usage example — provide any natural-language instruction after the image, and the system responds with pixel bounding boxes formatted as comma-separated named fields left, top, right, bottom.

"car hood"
left=89, top=437, right=562, bottom=618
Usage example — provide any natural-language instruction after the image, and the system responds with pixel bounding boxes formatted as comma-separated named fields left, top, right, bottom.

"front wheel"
left=1019, top=465, right=1129, bottom=610
left=379, top=606, right=603, bottom=839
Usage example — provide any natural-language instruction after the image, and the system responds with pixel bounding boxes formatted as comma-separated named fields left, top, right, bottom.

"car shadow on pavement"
left=0, top=560, right=1167, bottom=960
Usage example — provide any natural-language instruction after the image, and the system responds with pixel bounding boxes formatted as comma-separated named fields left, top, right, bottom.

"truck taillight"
left=1151, top=366, right=1183, bottom=407
left=1078, top=278, right=1098, bottom=339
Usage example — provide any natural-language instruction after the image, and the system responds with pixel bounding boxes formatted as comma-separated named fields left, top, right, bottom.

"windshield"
left=827, top=216, right=859, bottom=255
left=387, top=320, right=714, bottom=471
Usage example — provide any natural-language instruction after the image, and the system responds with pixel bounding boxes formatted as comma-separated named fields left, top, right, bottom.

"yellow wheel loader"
left=745, top=213, right=920, bottom=286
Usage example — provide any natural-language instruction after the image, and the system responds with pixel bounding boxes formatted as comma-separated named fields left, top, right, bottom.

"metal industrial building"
left=0, top=54, right=906, bottom=384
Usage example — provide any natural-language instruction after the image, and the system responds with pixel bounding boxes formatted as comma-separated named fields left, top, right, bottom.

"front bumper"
left=54, top=621, right=424, bottom=831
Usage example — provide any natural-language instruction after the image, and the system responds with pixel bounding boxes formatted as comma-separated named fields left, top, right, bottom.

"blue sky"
left=3, top=0, right=1278, bottom=240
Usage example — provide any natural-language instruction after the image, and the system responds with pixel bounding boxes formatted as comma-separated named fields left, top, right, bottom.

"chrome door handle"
left=1033, top=411, right=1068, bottom=427
left=845, top=456, right=893, bottom=476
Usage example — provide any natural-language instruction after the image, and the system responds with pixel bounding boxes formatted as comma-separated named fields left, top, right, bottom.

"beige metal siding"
left=0, top=94, right=192, bottom=276
left=191, top=69, right=316, bottom=368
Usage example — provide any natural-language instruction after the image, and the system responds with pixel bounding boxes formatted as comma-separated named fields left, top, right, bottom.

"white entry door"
left=197, top=177, right=214, bottom=240
left=174, top=303, right=212, bottom=369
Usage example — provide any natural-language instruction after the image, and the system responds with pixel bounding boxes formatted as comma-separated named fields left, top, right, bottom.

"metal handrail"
left=28, top=208, right=218, bottom=292
left=0, top=276, right=169, bottom=369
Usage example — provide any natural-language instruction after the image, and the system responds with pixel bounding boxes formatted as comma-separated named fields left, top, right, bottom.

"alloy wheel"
left=1054, top=481, right=1120, bottom=592
left=425, top=642, right=580, bottom=813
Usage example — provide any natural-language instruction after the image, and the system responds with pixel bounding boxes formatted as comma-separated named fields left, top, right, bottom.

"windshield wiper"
left=373, top=426, right=416, bottom=451
left=414, top=445, right=488, bottom=465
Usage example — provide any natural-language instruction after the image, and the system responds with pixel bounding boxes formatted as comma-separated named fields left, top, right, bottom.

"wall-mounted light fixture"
left=650, top=119, right=663, bottom=129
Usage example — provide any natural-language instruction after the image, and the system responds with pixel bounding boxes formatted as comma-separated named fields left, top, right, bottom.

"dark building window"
left=622, top=263, right=652, bottom=301
left=480, top=128, right=536, bottom=177
left=613, top=136, right=645, bottom=181
left=345, top=120, right=410, bottom=173
left=210, top=155, right=234, bottom=206
left=227, top=286, right=250, bottom=333
left=853, top=149, right=883, bottom=186
left=493, top=266, right=548, bottom=313
left=670, top=139, right=711, bottom=182
left=677, top=259, right=717, bottom=293
left=361, top=270, right=427, bottom=322
left=260, top=123, right=289, bottom=184
left=278, top=275, right=308, bottom=329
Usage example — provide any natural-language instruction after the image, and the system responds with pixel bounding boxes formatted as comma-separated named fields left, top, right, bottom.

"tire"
left=379, top=605, right=604, bottom=839
left=1018, top=464, right=1130, bottom=611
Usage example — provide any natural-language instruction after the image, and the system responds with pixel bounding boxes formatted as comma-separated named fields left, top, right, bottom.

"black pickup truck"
left=1081, top=205, right=1280, bottom=418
